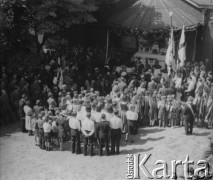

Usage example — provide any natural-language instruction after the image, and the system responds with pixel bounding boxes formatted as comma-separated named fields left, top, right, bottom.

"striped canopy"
left=109, top=0, right=203, bottom=30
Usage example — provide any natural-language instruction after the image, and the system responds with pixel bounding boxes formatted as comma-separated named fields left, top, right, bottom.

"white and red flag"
left=165, top=28, right=175, bottom=75
left=178, top=26, right=186, bottom=67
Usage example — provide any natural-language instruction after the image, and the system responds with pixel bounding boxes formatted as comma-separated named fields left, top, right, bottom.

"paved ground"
left=0, top=123, right=212, bottom=180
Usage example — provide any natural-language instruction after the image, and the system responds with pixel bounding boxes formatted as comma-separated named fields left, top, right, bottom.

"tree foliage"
left=0, top=0, right=98, bottom=63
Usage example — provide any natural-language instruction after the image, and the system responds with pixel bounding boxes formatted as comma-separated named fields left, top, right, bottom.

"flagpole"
left=105, top=29, right=109, bottom=65
left=169, top=11, right=173, bottom=86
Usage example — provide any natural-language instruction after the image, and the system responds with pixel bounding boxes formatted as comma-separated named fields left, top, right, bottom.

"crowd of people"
left=0, top=49, right=213, bottom=158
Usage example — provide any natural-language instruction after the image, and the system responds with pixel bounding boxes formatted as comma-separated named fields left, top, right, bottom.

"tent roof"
left=109, top=0, right=203, bottom=30
left=190, top=0, right=213, bottom=5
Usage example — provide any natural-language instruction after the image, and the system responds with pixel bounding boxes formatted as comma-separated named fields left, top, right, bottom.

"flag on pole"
left=165, top=28, right=175, bottom=75
left=178, top=26, right=186, bottom=67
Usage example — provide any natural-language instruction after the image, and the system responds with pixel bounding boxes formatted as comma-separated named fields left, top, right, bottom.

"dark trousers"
left=39, top=128, right=45, bottom=149
left=99, top=137, right=109, bottom=156
left=83, top=132, right=94, bottom=156
left=71, top=129, right=81, bottom=154
left=185, top=120, right=194, bottom=135
left=128, top=120, right=137, bottom=135
left=20, top=117, right=27, bottom=132
left=110, top=129, right=121, bottom=155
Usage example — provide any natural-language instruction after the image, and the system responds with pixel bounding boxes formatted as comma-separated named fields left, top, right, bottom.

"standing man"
left=19, top=94, right=27, bottom=132
left=183, top=96, right=196, bottom=135
left=68, top=111, right=81, bottom=154
left=37, top=112, right=45, bottom=150
left=109, top=110, right=122, bottom=155
left=96, top=114, right=110, bottom=156
left=81, top=112, right=95, bottom=156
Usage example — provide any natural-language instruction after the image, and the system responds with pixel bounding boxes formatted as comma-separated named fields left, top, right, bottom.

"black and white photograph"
left=0, top=0, right=213, bottom=179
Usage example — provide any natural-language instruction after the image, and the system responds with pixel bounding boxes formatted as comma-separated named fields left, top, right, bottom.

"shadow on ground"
left=0, top=122, right=20, bottom=137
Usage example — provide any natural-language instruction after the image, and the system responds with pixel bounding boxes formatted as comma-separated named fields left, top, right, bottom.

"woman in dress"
left=24, top=100, right=33, bottom=135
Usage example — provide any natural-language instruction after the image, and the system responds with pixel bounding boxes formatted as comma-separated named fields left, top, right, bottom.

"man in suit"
left=96, top=114, right=110, bottom=156
left=183, top=96, right=196, bottom=135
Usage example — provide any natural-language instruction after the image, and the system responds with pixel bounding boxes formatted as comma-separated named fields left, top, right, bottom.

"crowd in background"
left=0, top=46, right=213, bottom=158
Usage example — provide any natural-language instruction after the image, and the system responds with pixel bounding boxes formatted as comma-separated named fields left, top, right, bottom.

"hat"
left=60, top=110, right=68, bottom=117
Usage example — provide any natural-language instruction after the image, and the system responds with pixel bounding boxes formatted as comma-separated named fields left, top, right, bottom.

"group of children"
left=24, top=87, right=185, bottom=153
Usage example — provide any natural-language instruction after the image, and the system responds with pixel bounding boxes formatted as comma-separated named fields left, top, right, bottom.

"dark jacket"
left=96, top=121, right=110, bottom=139
left=183, top=103, right=196, bottom=122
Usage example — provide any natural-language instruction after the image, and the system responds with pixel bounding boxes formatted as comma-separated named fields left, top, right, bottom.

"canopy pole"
left=105, top=29, right=109, bottom=65
left=192, top=29, right=197, bottom=62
